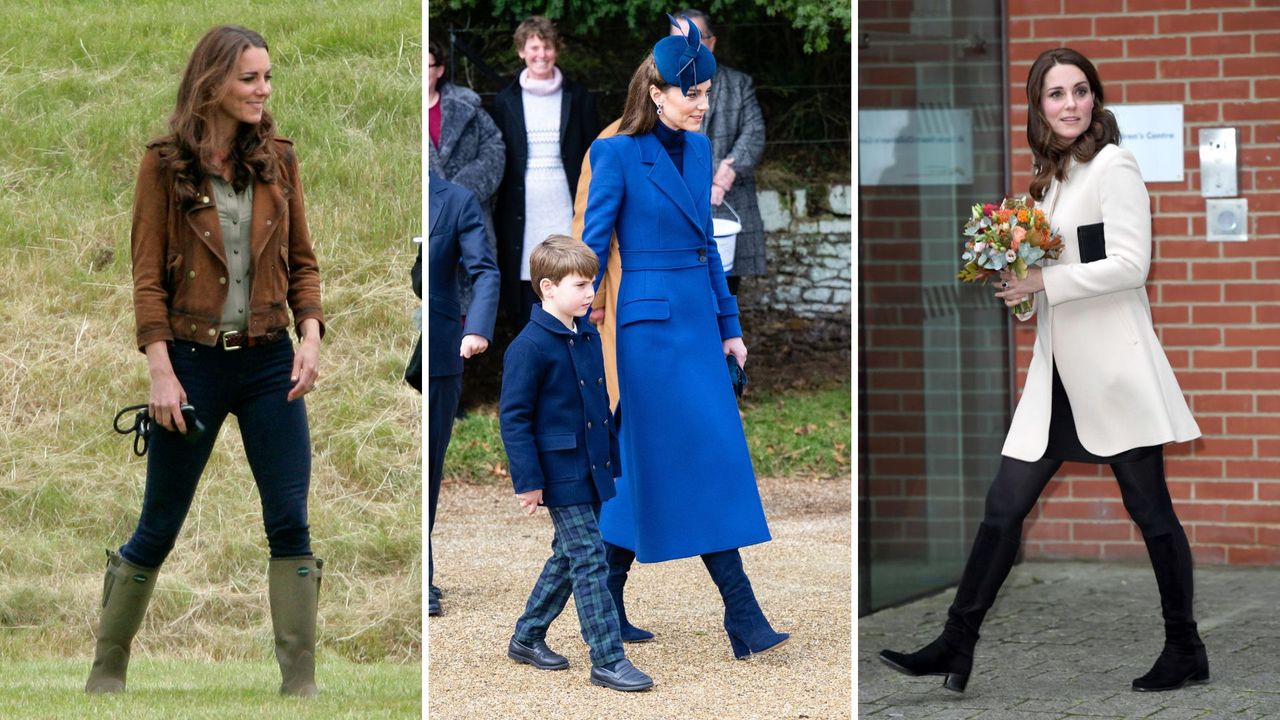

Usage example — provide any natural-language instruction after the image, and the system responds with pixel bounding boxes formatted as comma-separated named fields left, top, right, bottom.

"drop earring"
left=656, top=103, right=664, bottom=116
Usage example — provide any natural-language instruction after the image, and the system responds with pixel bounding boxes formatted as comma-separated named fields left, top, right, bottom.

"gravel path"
left=427, top=475, right=851, bottom=720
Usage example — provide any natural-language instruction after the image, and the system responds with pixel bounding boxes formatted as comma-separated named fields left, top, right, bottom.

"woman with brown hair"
left=879, top=47, right=1204, bottom=694
left=85, top=25, right=325, bottom=697
left=492, top=15, right=600, bottom=331
left=582, top=16, right=788, bottom=659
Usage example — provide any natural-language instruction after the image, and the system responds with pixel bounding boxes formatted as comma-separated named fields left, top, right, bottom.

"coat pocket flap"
left=618, top=298, right=670, bottom=326
left=535, top=433, right=577, bottom=451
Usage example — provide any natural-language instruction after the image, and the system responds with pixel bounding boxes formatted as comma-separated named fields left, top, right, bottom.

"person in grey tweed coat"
left=428, top=39, right=506, bottom=311
left=672, top=10, right=767, bottom=288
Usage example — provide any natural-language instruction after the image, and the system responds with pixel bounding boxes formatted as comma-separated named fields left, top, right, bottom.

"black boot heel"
left=943, top=672, right=969, bottom=693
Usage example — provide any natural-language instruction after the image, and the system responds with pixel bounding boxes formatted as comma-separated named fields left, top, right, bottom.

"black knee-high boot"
left=604, top=542, right=654, bottom=643
left=879, top=522, right=1021, bottom=692
left=1132, top=531, right=1209, bottom=691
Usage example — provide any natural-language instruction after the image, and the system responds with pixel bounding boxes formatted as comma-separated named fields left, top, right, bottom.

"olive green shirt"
left=210, top=176, right=253, bottom=332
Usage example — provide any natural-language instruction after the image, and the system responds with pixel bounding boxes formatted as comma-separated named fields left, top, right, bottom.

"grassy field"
left=0, top=659, right=419, bottom=719
left=444, top=380, right=852, bottom=485
left=0, top=0, right=422, bottom=696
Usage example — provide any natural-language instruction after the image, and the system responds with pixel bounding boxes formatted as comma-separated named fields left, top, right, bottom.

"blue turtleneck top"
left=653, top=119, right=685, bottom=175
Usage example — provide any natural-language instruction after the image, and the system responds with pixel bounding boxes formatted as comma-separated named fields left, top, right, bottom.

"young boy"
left=498, top=235, right=653, bottom=692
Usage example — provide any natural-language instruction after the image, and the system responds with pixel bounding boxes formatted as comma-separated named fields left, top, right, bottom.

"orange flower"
left=1017, top=210, right=1029, bottom=223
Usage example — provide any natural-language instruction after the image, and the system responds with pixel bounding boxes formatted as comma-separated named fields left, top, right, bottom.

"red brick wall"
left=1008, top=0, right=1280, bottom=565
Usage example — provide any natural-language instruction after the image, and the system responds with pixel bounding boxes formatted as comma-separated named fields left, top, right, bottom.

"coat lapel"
left=184, top=179, right=227, bottom=267
left=428, top=177, right=447, bottom=236
left=558, top=83, right=571, bottom=144
left=637, top=132, right=701, bottom=234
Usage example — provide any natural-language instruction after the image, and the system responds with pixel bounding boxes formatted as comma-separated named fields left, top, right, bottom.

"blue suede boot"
left=605, top=542, right=655, bottom=643
left=701, top=549, right=789, bottom=659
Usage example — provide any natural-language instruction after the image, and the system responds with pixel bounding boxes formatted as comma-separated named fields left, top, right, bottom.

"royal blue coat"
left=500, top=303, right=620, bottom=507
left=581, top=129, right=771, bottom=562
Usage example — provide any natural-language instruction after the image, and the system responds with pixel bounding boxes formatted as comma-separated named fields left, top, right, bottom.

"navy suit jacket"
left=428, top=175, right=499, bottom=378
left=499, top=304, right=620, bottom=507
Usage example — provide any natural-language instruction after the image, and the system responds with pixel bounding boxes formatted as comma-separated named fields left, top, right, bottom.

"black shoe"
left=428, top=594, right=441, bottom=617
left=507, top=637, right=569, bottom=671
left=1132, top=644, right=1210, bottom=692
left=879, top=635, right=972, bottom=693
left=590, top=659, right=653, bottom=692
left=430, top=584, right=442, bottom=601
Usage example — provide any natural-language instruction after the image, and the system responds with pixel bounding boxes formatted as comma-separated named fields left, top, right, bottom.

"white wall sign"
left=1110, top=104, right=1184, bottom=183
left=858, top=108, right=974, bottom=186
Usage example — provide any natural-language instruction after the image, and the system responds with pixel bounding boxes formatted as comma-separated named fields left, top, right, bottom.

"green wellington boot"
left=85, top=550, right=159, bottom=694
left=268, top=556, right=323, bottom=697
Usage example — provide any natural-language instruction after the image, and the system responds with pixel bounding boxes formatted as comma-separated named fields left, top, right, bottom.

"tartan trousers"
left=514, top=502, right=625, bottom=668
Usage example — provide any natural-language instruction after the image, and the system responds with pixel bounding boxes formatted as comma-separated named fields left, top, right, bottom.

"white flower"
left=1005, top=249, right=1017, bottom=262
left=974, top=241, right=987, bottom=253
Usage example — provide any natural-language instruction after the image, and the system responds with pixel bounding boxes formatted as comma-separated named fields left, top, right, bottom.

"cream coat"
left=1002, top=144, right=1200, bottom=461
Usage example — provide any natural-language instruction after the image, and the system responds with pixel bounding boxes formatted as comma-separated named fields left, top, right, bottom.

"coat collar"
left=635, top=130, right=708, bottom=235
left=528, top=302, right=599, bottom=338
left=432, top=83, right=479, bottom=164
left=184, top=174, right=287, bottom=268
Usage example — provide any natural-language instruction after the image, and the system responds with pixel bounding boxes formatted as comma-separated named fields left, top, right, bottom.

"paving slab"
left=859, top=561, right=1280, bottom=719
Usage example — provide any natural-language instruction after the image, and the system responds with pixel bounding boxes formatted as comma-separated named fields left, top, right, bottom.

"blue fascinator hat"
left=652, top=13, right=716, bottom=94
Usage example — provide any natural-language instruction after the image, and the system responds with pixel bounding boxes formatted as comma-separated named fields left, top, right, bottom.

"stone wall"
left=736, top=184, right=852, bottom=356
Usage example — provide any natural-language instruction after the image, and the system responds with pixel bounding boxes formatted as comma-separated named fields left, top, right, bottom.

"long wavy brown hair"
left=1026, top=47, right=1120, bottom=201
left=155, top=25, right=281, bottom=207
left=617, top=54, right=669, bottom=136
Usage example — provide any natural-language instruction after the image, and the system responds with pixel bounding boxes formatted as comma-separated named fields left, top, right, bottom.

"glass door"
left=857, top=0, right=1011, bottom=614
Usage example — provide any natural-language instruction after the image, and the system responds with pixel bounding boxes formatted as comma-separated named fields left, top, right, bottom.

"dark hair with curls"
left=617, top=53, right=669, bottom=136
left=1025, top=47, right=1120, bottom=201
left=155, top=25, right=281, bottom=207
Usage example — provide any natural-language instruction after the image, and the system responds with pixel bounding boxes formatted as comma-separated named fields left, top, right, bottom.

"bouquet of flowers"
left=957, top=196, right=1064, bottom=316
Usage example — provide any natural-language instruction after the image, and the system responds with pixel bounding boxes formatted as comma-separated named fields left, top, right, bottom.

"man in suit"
left=428, top=175, right=500, bottom=617
left=671, top=9, right=768, bottom=294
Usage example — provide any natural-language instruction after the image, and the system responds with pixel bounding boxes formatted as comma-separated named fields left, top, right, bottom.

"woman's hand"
left=994, top=266, right=1044, bottom=308
left=145, top=341, right=187, bottom=433
left=288, top=319, right=321, bottom=402
left=723, top=337, right=748, bottom=369
left=589, top=307, right=605, bottom=325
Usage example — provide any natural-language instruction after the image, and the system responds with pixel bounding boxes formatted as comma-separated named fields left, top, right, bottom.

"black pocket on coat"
left=1077, top=223, right=1106, bottom=263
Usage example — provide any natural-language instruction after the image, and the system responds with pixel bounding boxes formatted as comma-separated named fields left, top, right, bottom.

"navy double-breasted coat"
left=581, top=129, right=771, bottom=562
left=499, top=304, right=620, bottom=507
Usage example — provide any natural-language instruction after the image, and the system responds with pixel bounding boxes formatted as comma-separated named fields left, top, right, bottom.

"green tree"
left=437, top=0, right=851, bottom=53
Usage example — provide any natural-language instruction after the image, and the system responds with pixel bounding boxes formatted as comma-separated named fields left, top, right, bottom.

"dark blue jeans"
left=120, top=337, right=312, bottom=568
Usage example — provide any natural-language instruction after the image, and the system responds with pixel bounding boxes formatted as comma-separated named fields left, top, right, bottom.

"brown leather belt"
left=219, top=330, right=284, bottom=350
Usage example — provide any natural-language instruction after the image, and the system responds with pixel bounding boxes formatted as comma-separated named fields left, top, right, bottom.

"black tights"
left=983, top=446, right=1183, bottom=541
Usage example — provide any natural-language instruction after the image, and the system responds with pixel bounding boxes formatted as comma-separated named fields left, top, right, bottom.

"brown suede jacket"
left=130, top=137, right=325, bottom=351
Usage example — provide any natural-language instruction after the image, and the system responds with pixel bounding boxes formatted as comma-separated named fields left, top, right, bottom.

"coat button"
left=587, top=421, right=593, bottom=429
left=188, top=270, right=196, bottom=278
left=190, top=324, right=197, bottom=331
left=207, top=328, right=217, bottom=336
left=219, top=277, right=227, bottom=284
left=606, top=460, right=611, bottom=468
left=579, top=379, right=585, bottom=386
left=266, top=219, right=272, bottom=225
left=201, top=196, right=209, bottom=204
left=597, top=378, right=603, bottom=384
left=203, top=231, right=210, bottom=237
left=592, top=464, right=597, bottom=470
left=569, top=338, right=574, bottom=347
left=604, top=417, right=609, bottom=425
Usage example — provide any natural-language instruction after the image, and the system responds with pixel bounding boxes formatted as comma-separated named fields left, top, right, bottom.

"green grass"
left=0, top=659, right=418, bottom=719
left=444, top=381, right=852, bottom=484
left=0, top=0, right=421, bottom=669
